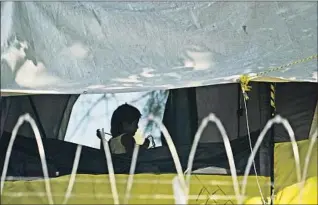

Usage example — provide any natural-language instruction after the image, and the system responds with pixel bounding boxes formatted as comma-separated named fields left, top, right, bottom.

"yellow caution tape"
left=270, top=83, right=276, bottom=115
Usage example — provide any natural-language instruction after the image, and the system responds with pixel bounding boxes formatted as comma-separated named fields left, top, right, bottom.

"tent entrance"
left=0, top=82, right=317, bottom=204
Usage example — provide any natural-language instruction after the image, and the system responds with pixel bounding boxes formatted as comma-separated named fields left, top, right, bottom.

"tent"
left=0, top=1, right=317, bottom=204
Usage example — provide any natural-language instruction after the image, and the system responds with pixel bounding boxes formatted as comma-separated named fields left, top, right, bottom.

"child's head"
left=110, top=103, right=141, bottom=137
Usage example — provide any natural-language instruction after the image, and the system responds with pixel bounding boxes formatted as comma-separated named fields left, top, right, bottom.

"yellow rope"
left=239, top=54, right=318, bottom=100
left=239, top=75, right=252, bottom=100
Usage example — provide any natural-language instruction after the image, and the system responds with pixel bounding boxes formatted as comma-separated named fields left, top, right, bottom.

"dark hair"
left=110, top=103, right=141, bottom=137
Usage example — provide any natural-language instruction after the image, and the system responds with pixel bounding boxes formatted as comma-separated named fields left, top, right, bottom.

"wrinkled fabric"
left=1, top=2, right=317, bottom=95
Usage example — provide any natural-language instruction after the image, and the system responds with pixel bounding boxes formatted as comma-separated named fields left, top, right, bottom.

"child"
left=97, top=103, right=150, bottom=154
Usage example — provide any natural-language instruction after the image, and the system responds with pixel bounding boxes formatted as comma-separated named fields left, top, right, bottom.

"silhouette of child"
left=97, top=103, right=150, bottom=154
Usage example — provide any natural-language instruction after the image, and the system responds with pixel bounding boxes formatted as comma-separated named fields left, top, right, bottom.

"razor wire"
left=62, top=144, right=82, bottom=205
left=185, top=113, right=241, bottom=203
left=100, top=128, right=120, bottom=205
left=300, top=129, right=317, bottom=201
left=240, top=115, right=302, bottom=204
left=124, top=144, right=140, bottom=204
left=0, top=114, right=54, bottom=205
left=0, top=113, right=316, bottom=204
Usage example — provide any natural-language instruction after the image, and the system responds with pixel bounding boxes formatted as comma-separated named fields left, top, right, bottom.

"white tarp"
left=1, top=2, right=317, bottom=94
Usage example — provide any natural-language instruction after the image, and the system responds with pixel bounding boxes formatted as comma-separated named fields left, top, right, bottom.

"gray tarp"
left=1, top=2, right=317, bottom=95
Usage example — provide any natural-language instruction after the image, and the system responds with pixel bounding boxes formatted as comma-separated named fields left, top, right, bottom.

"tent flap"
left=0, top=94, right=79, bottom=141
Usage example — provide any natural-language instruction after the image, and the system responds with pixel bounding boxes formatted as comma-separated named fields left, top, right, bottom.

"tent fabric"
left=0, top=130, right=263, bottom=179
left=161, top=87, right=198, bottom=147
left=1, top=82, right=316, bottom=179
left=195, top=83, right=269, bottom=143
left=273, top=176, right=317, bottom=204
left=0, top=97, right=11, bottom=137
left=161, top=82, right=317, bottom=176
left=2, top=138, right=317, bottom=204
left=309, top=101, right=318, bottom=138
left=0, top=89, right=316, bottom=204
left=1, top=2, right=317, bottom=95
left=274, top=138, right=317, bottom=192
left=162, top=82, right=317, bottom=146
left=0, top=95, right=79, bottom=141
left=245, top=138, right=318, bottom=204
left=161, top=82, right=271, bottom=146
left=1, top=174, right=270, bottom=204
left=274, top=83, right=318, bottom=142
left=244, top=177, right=317, bottom=204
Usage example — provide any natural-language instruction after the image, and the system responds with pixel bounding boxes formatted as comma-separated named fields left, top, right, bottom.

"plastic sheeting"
left=1, top=2, right=317, bottom=95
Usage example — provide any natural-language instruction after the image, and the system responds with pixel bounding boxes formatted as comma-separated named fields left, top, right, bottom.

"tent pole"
left=28, top=96, right=47, bottom=139
left=55, top=95, right=71, bottom=139
left=188, top=87, right=198, bottom=143
left=237, top=84, right=243, bottom=139
left=269, top=83, right=276, bottom=205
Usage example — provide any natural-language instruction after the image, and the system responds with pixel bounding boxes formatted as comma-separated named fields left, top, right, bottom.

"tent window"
left=64, top=91, right=169, bottom=149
